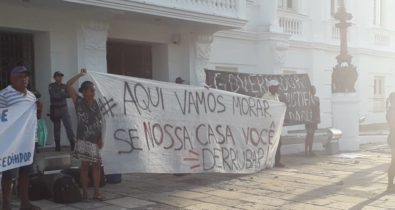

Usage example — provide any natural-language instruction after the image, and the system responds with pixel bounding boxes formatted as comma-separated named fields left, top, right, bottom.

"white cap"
left=268, top=80, right=280, bottom=87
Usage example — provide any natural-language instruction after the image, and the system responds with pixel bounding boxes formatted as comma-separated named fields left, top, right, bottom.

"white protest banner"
left=0, top=103, right=37, bottom=172
left=88, top=72, right=286, bottom=174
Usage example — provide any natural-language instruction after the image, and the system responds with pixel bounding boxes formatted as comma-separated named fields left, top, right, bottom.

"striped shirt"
left=0, top=86, right=37, bottom=108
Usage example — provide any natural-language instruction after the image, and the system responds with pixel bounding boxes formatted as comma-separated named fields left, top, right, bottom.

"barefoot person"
left=387, top=92, right=395, bottom=192
left=305, top=86, right=320, bottom=156
left=66, top=68, right=104, bottom=200
left=1, top=66, right=42, bottom=210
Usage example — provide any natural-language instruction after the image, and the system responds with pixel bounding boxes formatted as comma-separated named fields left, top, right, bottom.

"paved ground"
left=9, top=143, right=395, bottom=210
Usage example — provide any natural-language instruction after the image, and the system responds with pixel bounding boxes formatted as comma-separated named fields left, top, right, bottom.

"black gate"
left=0, top=31, right=35, bottom=90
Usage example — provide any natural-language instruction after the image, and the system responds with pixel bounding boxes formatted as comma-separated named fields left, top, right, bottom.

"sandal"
left=92, top=193, right=106, bottom=201
left=82, top=195, right=89, bottom=201
left=19, top=204, right=42, bottom=210
left=82, top=192, right=89, bottom=201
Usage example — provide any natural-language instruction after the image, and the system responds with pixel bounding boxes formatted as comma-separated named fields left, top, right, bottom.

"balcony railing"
left=331, top=25, right=340, bottom=40
left=278, top=11, right=310, bottom=39
left=372, top=97, right=385, bottom=112
left=368, top=27, right=395, bottom=50
left=373, top=30, right=391, bottom=46
left=279, top=16, right=302, bottom=35
left=325, top=20, right=351, bottom=44
left=63, top=0, right=247, bottom=27
left=155, top=0, right=240, bottom=17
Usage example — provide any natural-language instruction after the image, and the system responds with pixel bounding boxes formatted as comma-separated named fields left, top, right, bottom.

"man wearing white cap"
left=263, top=79, right=285, bottom=168
left=263, top=80, right=280, bottom=101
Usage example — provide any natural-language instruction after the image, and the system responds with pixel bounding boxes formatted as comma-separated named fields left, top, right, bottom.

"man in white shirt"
left=262, top=80, right=280, bottom=102
left=262, top=80, right=285, bottom=168
left=0, top=66, right=42, bottom=210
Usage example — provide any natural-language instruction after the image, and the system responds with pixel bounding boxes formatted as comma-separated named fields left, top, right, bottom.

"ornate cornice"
left=215, top=30, right=395, bottom=58
left=63, top=0, right=247, bottom=28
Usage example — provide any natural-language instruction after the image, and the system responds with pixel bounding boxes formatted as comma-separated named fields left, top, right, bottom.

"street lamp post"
left=332, top=0, right=358, bottom=93
left=331, top=0, right=360, bottom=151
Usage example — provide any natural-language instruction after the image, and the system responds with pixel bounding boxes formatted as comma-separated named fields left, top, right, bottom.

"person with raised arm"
left=66, top=68, right=104, bottom=201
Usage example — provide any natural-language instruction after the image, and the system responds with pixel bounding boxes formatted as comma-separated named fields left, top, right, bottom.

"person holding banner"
left=263, top=80, right=285, bottom=168
left=49, top=71, right=75, bottom=151
left=174, top=77, right=187, bottom=177
left=1, top=66, right=42, bottom=210
left=66, top=68, right=104, bottom=201
left=305, top=86, right=320, bottom=156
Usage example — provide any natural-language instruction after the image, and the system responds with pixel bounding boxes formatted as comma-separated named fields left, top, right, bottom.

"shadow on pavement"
left=287, top=156, right=388, bottom=203
left=349, top=191, right=387, bottom=210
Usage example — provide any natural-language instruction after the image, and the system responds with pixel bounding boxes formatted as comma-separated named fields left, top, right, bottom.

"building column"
left=258, top=0, right=281, bottom=32
left=332, top=93, right=360, bottom=151
left=77, top=21, right=109, bottom=73
left=190, top=32, right=214, bottom=86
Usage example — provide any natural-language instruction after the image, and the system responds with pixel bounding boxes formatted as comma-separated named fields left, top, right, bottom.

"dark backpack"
left=28, top=175, right=51, bottom=201
left=52, top=174, right=82, bottom=204
left=62, top=166, right=106, bottom=188
left=105, top=174, right=122, bottom=184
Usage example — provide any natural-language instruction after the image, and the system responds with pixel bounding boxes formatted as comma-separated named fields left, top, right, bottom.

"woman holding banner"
left=66, top=68, right=105, bottom=201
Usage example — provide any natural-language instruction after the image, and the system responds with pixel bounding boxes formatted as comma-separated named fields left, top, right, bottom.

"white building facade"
left=0, top=0, right=394, bottom=145
left=0, top=0, right=247, bottom=144
left=209, top=0, right=395, bottom=130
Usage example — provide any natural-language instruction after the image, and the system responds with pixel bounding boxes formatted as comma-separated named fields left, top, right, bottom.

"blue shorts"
left=2, top=164, right=35, bottom=179
left=1, top=152, right=36, bottom=180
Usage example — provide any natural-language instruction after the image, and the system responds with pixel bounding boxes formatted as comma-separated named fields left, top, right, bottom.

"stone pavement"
left=10, top=143, right=395, bottom=210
